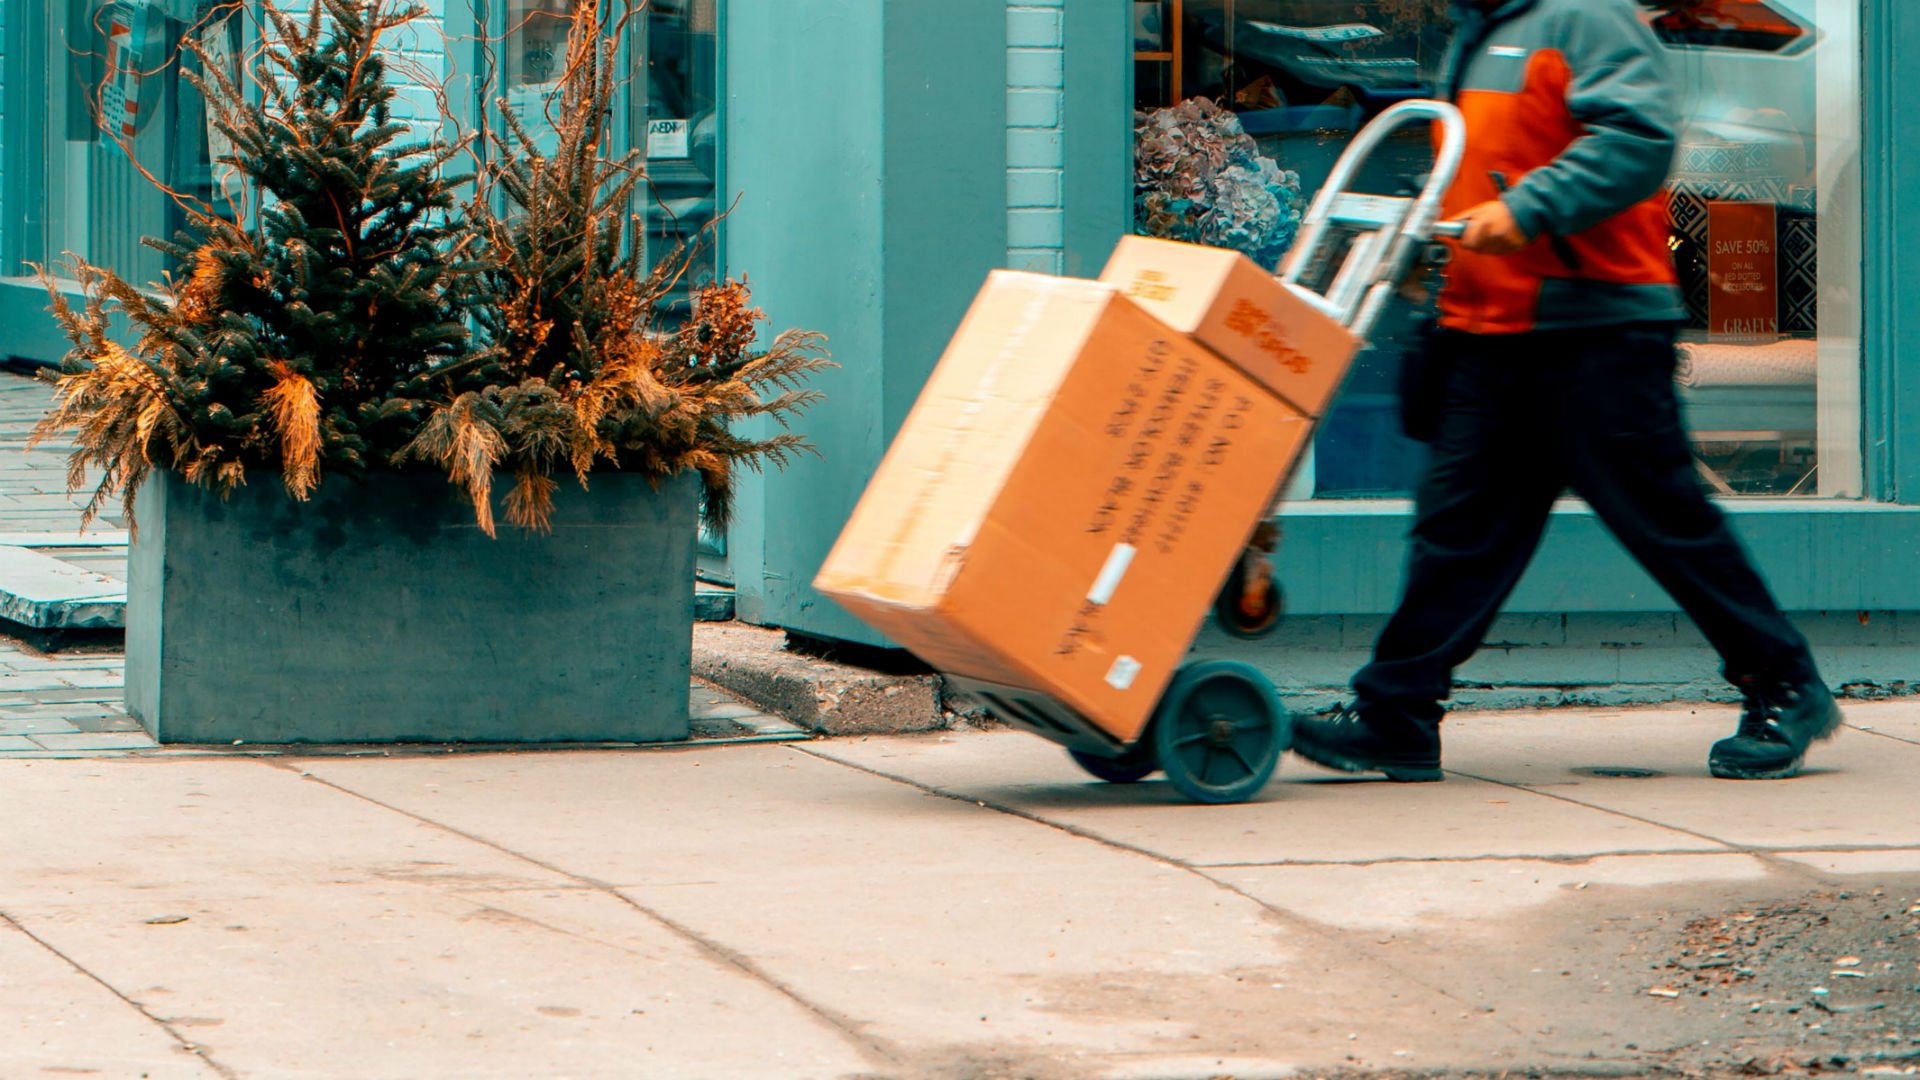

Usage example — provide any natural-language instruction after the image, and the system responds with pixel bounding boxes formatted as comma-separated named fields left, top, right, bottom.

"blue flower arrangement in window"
left=1134, top=97, right=1304, bottom=271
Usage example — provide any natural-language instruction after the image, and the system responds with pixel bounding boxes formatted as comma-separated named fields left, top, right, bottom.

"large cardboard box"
left=1100, top=236, right=1361, bottom=417
left=814, top=271, right=1313, bottom=743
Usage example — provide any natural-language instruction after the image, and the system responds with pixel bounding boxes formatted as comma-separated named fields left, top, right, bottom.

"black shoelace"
left=1736, top=681, right=1800, bottom=742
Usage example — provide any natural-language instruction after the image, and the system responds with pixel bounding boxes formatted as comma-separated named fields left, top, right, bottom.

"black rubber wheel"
left=1067, top=743, right=1159, bottom=784
left=1151, top=660, right=1289, bottom=804
left=1214, top=559, right=1284, bottom=640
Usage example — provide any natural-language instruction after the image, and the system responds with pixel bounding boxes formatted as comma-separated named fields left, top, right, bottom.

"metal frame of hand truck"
left=947, top=99, right=1469, bottom=804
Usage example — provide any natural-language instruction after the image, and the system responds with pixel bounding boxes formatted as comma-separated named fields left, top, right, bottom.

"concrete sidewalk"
left=4, top=700, right=1918, bottom=1079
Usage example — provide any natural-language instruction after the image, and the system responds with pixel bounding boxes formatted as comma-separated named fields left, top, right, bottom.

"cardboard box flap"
left=1101, top=237, right=1237, bottom=332
left=1100, top=236, right=1362, bottom=417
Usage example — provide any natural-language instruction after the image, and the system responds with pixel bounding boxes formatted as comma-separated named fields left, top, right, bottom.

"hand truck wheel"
left=1151, top=659, right=1289, bottom=804
left=1214, top=557, right=1284, bottom=639
left=1067, top=742, right=1159, bottom=784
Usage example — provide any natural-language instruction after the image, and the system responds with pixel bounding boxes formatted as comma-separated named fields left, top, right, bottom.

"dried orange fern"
left=262, top=361, right=322, bottom=498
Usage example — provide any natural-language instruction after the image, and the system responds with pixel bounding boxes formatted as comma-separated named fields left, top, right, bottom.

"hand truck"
left=947, top=99, right=1468, bottom=804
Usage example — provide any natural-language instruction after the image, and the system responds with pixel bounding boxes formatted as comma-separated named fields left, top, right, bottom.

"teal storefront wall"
left=1865, top=0, right=1920, bottom=503
left=720, top=0, right=1124, bottom=643
left=716, top=0, right=1920, bottom=702
left=3, top=3, right=1915, bottom=699
left=721, top=0, right=1009, bottom=642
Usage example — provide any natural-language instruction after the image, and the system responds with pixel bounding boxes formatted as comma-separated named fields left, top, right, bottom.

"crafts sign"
left=1708, top=201, right=1779, bottom=340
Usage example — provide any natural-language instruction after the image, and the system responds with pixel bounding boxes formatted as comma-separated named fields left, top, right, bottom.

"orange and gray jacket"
left=1436, top=0, right=1686, bottom=334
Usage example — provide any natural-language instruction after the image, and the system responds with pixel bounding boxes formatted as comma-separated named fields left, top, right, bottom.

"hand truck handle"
left=1278, top=99, right=1468, bottom=343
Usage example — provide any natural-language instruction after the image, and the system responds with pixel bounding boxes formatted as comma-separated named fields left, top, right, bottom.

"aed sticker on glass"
left=1106, top=656, right=1142, bottom=691
left=647, top=119, right=691, bottom=159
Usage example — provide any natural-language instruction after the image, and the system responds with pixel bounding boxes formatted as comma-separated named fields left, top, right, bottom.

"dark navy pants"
left=1353, top=322, right=1813, bottom=710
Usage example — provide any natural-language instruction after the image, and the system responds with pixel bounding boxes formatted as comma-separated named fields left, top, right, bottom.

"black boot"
left=1708, top=675, right=1844, bottom=780
left=1291, top=700, right=1444, bottom=782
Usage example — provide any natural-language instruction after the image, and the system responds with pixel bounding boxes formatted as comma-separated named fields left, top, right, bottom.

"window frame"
left=1078, top=0, right=1920, bottom=615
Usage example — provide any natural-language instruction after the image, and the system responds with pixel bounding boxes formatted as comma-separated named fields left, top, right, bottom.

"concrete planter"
left=126, top=470, right=697, bottom=744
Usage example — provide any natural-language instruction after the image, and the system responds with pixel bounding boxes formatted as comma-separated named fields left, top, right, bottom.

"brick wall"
left=378, top=0, right=447, bottom=143
left=1006, top=1, right=1064, bottom=274
left=273, top=0, right=446, bottom=145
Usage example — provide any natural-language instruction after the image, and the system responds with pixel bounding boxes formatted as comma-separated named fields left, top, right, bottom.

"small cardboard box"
left=814, top=271, right=1313, bottom=743
left=1100, top=236, right=1361, bottom=417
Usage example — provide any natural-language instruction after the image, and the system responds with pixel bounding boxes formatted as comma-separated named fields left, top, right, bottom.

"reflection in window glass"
left=34, top=2, right=230, bottom=288
left=1650, top=0, right=1809, bottom=53
left=500, top=0, right=717, bottom=318
left=505, top=0, right=572, bottom=87
left=637, top=0, right=719, bottom=318
left=502, top=0, right=577, bottom=156
left=1660, top=0, right=1854, bottom=496
left=1127, top=0, right=1859, bottom=499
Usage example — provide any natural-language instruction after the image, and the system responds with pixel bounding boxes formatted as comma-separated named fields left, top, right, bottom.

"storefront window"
left=503, top=0, right=575, bottom=132
left=497, top=0, right=719, bottom=318
left=4, top=2, right=225, bottom=289
left=635, top=0, right=719, bottom=317
left=1128, top=0, right=1861, bottom=499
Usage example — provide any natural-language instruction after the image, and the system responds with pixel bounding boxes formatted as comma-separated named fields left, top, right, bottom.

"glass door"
left=633, top=0, right=719, bottom=319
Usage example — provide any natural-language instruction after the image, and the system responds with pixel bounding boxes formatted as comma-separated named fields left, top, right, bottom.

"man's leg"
left=1554, top=323, right=1839, bottom=779
left=1293, top=332, right=1563, bottom=781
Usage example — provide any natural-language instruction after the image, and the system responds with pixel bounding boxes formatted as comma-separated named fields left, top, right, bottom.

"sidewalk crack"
left=792, top=744, right=1534, bottom=1042
left=1443, top=768, right=1834, bottom=884
left=0, top=907, right=238, bottom=1079
left=1853, top=723, right=1920, bottom=748
left=274, top=762, right=904, bottom=1074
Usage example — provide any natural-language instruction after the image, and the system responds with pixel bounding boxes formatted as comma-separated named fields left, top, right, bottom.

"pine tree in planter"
left=35, top=0, right=486, bottom=525
left=27, top=0, right=822, bottom=745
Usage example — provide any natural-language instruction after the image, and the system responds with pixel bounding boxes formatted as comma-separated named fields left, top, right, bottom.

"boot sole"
left=1293, top=743, right=1444, bottom=783
left=1708, top=758, right=1806, bottom=781
left=1708, top=699, right=1844, bottom=781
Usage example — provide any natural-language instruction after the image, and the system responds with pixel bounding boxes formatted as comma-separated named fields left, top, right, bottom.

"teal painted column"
left=723, top=3, right=1008, bottom=642
left=1060, top=0, right=1130, bottom=278
left=1864, top=0, right=1920, bottom=503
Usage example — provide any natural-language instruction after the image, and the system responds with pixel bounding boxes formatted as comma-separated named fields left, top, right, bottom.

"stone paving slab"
left=3, top=711, right=1920, bottom=1078
left=0, top=530, right=129, bottom=546
left=0, top=373, right=131, bottom=635
left=1844, top=699, right=1920, bottom=744
left=0, top=919, right=224, bottom=1080
left=1212, top=852, right=1776, bottom=935
left=1776, top=848, right=1920, bottom=875
left=0, top=545, right=125, bottom=629
left=1441, top=708, right=1920, bottom=850
left=0, top=758, right=875, bottom=1078
left=298, top=746, right=1518, bottom=1072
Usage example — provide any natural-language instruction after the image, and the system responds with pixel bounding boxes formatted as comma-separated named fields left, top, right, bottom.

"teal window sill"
left=1275, top=498, right=1920, bottom=615
left=0, top=277, right=89, bottom=368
